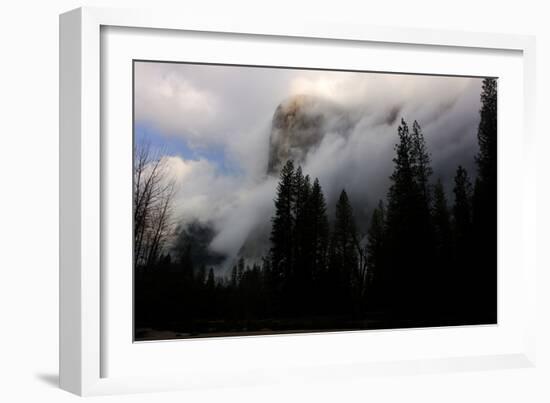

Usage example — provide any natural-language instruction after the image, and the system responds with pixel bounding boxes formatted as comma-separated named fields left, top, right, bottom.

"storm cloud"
left=134, top=61, right=483, bottom=269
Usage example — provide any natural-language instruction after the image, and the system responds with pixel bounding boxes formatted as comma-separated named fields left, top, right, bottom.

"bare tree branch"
left=134, top=139, right=177, bottom=271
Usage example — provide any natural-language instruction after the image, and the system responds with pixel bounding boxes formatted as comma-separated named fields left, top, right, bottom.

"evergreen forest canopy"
left=134, top=78, right=497, bottom=340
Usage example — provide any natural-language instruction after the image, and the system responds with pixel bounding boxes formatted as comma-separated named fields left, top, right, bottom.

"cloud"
left=135, top=61, right=297, bottom=177
left=135, top=63, right=220, bottom=143
left=209, top=177, right=278, bottom=257
left=135, top=62, right=485, bottom=270
left=161, top=154, right=277, bottom=265
left=162, top=156, right=242, bottom=225
left=289, top=72, right=481, bottom=200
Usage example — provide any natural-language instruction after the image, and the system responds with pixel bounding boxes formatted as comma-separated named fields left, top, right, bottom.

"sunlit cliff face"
left=227, top=95, right=361, bottom=264
left=267, top=94, right=354, bottom=174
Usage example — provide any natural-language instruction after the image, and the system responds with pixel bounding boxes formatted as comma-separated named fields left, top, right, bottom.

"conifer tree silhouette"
left=385, top=119, right=424, bottom=312
left=432, top=179, right=453, bottom=313
left=329, top=189, right=359, bottom=314
left=366, top=200, right=386, bottom=306
left=472, top=78, right=498, bottom=320
left=270, top=159, right=296, bottom=314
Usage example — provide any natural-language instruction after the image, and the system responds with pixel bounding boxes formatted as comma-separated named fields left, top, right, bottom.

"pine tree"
left=410, top=120, right=433, bottom=204
left=304, top=177, right=330, bottom=314
left=270, top=159, right=297, bottom=314
left=293, top=167, right=311, bottom=221
left=452, top=166, right=473, bottom=245
left=386, top=119, right=417, bottom=229
left=366, top=200, right=385, bottom=294
left=432, top=179, right=453, bottom=313
left=309, top=178, right=329, bottom=278
left=384, top=119, right=420, bottom=310
left=451, top=165, right=473, bottom=315
left=432, top=180, right=452, bottom=264
left=260, top=256, right=274, bottom=316
left=472, top=77, right=498, bottom=320
left=475, top=78, right=497, bottom=186
left=292, top=168, right=314, bottom=314
left=270, top=160, right=296, bottom=281
left=329, top=189, right=359, bottom=313
left=410, top=120, right=437, bottom=309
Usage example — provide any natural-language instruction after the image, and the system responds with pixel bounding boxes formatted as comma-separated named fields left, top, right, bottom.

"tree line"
left=135, top=78, right=497, bottom=336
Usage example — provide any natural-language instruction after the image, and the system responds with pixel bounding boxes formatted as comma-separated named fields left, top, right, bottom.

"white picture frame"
left=59, top=6, right=537, bottom=396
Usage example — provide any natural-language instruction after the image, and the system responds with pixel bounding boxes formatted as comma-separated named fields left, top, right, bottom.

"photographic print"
left=133, top=61, right=497, bottom=341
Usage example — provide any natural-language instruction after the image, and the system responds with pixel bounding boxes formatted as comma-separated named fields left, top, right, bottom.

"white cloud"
left=135, top=63, right=220, bottom=143
left=137, top=62, right=485, bottom=267
left=161, top=155, right=277, bottom=263
left=163, top=156, right=240, bottom=224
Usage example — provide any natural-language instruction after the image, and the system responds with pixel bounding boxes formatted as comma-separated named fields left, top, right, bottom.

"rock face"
left=267, top=94, right=353, bottom=174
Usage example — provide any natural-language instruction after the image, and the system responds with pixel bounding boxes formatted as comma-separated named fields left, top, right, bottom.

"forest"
left=134, top=78, right=497, bottom=340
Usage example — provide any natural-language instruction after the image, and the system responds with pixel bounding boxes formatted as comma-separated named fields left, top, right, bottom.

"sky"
left=134, top=61, right=486, bottom=267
